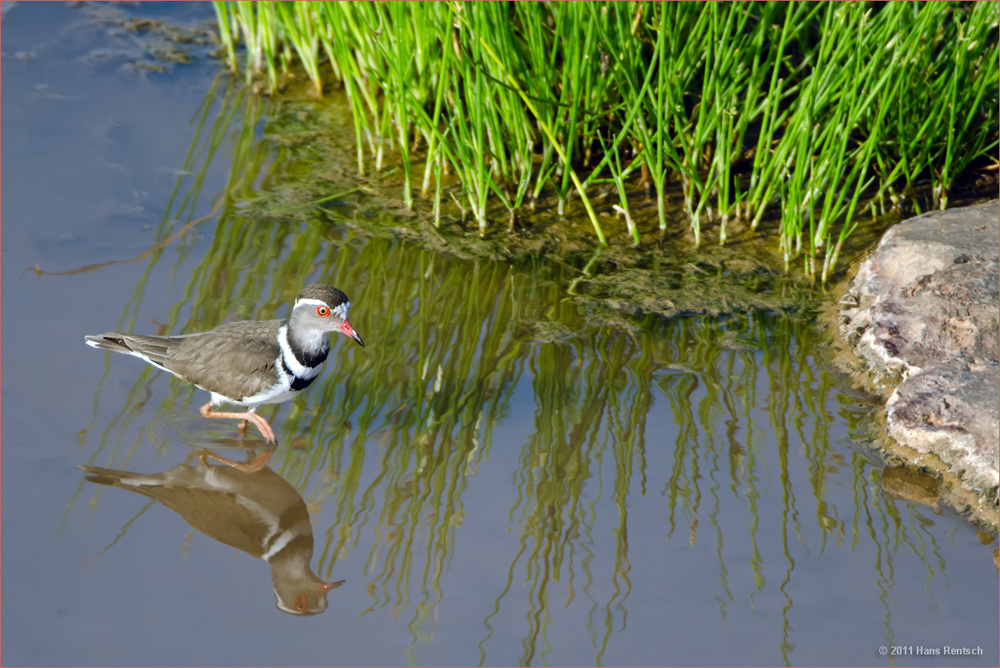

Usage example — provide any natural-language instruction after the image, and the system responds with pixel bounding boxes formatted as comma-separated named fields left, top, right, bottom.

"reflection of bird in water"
left=80, top=454, right=343, bottom=616
left=85, top=284, right=364, bottom=471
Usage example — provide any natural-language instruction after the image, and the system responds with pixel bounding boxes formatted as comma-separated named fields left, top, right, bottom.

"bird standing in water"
left=86, top=284, right=364, bottom=469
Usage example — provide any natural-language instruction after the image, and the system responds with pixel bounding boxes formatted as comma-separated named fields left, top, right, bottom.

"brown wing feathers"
left=86, top=320, right=285, bottom=401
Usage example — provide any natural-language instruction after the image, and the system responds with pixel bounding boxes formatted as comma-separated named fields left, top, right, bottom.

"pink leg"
left=197, top=446, right=276, bottom=473
left=199, top=402, right=276, bottom=443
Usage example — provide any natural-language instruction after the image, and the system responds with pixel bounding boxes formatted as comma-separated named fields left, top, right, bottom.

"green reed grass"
left=212, top=1, right=998, bottom=282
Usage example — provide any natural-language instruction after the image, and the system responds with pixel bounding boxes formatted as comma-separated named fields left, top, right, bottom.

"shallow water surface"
left=2, top=3, right=998, bottom=667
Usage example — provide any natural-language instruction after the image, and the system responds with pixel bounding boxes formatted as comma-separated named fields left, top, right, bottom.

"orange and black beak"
left=339, top=320, right=364, bottom=347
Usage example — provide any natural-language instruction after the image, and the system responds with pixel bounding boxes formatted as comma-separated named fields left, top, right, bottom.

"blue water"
left=2, top=3, right=997, bottom=666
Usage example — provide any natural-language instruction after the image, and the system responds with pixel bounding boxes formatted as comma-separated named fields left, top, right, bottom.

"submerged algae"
left=228, top=90, right=849, bottom=325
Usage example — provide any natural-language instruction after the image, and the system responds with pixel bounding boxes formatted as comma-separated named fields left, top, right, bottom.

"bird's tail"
left=85, top=333, right=132, bottom=353
left=78, top=465, right=160, bottom=488
left=84, top=333, right=176, bottom=371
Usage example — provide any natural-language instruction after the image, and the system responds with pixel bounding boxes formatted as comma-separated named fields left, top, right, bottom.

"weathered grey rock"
left=887, top=359, right=1000, bottom=493
left=840, top=201, right=1000, bottom=508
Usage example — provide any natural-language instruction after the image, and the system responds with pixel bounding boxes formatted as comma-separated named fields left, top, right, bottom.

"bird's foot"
left=196, top=446, right=275, bottom=473
left=199, top=402, right=277, bottom=444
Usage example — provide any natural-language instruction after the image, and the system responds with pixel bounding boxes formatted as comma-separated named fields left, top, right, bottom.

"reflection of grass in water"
left=78, top=75, right=954, bottom=662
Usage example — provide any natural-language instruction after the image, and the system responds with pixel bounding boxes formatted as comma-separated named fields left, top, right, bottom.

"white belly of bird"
left=211, top=353, right=322, bottom=409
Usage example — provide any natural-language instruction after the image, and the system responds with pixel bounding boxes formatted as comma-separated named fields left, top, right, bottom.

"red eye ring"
left=316, top=306, right=330, bottom=317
